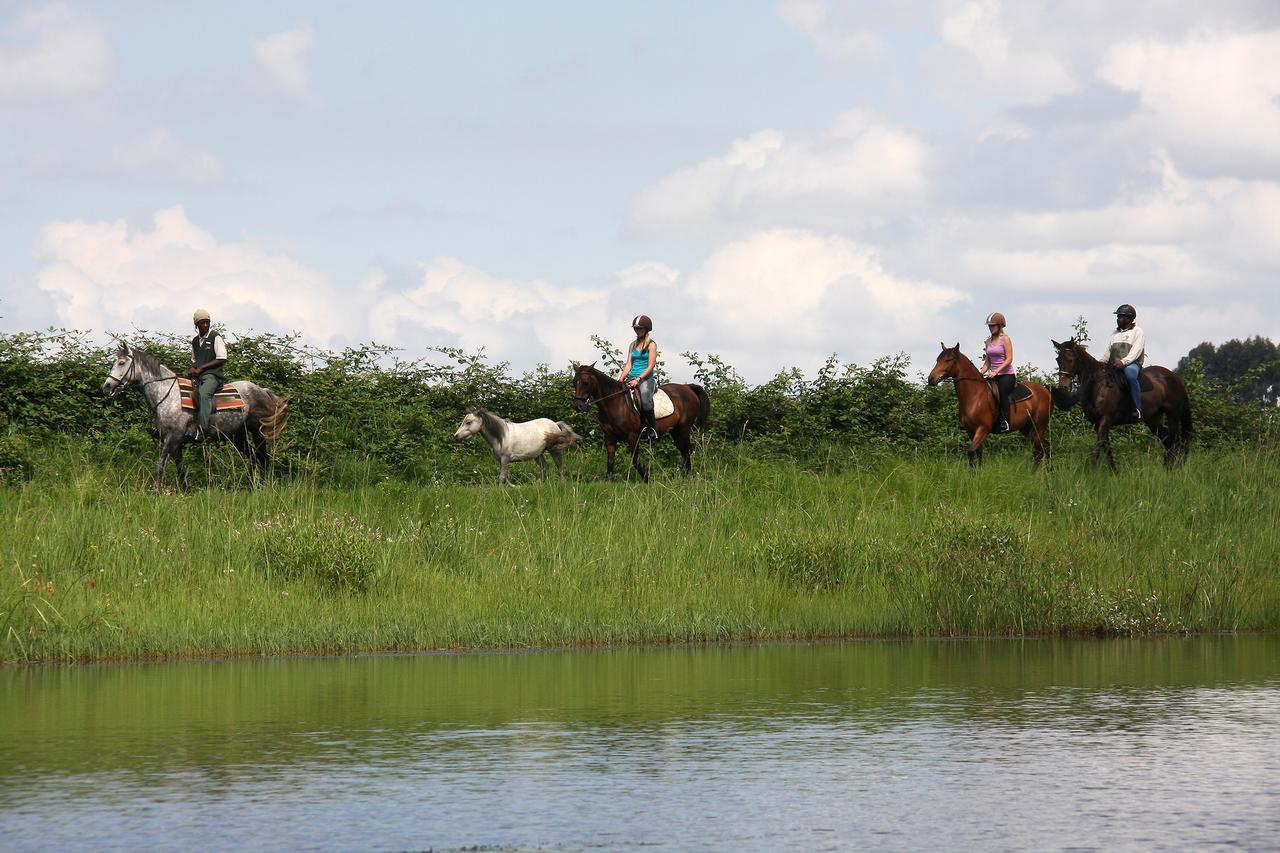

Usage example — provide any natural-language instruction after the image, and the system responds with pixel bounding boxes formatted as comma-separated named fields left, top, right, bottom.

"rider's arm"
left=979, top=343, right=992, bottom=377
left=1003, top=334, right=1014, bottom=374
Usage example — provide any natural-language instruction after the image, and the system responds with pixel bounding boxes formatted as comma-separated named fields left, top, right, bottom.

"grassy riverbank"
left=4, top=443, right=1279, bottom=663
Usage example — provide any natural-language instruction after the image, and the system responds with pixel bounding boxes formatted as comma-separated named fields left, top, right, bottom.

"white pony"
left=454, top=408, right=581, bottom=484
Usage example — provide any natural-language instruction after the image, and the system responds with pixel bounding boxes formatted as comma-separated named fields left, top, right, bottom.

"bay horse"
left=1051, top=338, right=1192, bottom=471
left=453, top=407, right=580, bottom=484
left=570, top=362, right=710, bottom=481
left=102, top=340, right=290, bottom=491
left=926, top=343, right=1053, bottom=466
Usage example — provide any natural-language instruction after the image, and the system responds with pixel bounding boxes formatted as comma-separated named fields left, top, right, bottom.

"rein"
left=110, top=353, right=179, bottom=407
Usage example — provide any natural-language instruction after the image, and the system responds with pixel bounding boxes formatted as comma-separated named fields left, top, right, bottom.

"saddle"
left=630, top=387, right=675, bottom=419
left=986, top=379, right=1034, bottom=404
left=178, top=377, right=246, bottom=412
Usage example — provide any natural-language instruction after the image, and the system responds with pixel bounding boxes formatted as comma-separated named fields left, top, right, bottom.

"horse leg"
left=550, top=449, right=565, bottom=480
left=672, top=426, right=693, bottom=476
left=230, top=428, right=255, bottom=489
left=251, top=427, right=271, bottom=485
left=1092, top=420, right=1118, bottom=472
left=499, top=455, right=511, bottom=485
left=606, top=441, right=617, bottom=481
left=537, top=453, right=548, bottom=482
left=172, top=444, right=191, bottom=493
left=628, top=435, right=650, bottom=483
left=154, top=435, right=179, bottom=491
left=967, top=427, right=989, bottom=467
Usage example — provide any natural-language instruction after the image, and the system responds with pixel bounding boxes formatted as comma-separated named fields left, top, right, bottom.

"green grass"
left=4, top=439, right=1279, bottom=663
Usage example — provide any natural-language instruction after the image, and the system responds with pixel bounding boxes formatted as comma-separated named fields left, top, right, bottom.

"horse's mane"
left=589, top=365, right=624, bottom=391
left=127, top=345, right=176, bottom=378
left=473, top=407, right=508, bottom=443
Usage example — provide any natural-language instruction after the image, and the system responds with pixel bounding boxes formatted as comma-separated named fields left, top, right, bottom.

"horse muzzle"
left=572, top=396, right=590, bottom=412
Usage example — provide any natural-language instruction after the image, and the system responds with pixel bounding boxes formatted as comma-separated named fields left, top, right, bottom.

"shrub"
left=255, top=512, right=388, bottom=593
left=753, top=529, right=850, bottom=591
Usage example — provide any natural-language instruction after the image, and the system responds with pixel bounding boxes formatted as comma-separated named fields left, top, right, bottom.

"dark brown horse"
left=1051, top=338, right=1192, bottom=470
left=571, top=362, right=710, bottom=481
left=926, top=343, right=1053, bottom=466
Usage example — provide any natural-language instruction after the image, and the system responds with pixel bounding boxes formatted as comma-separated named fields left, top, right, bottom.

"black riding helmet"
left=1114, top=304, right=1137, bottom=319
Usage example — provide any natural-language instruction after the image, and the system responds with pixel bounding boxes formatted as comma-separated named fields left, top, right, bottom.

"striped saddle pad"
left=178, top=378, right=246, bottom=411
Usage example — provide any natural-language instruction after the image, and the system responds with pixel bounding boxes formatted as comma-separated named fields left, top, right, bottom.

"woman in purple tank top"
left=980, top=311, right=1016, bottom=432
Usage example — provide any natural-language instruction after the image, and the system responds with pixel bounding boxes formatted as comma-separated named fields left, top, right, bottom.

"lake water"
left=2, top=637, right=1278, bottom=851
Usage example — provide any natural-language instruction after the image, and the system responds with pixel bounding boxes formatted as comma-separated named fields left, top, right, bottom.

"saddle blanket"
left=633, top=387, right=675, bottom=419
left=178, top=377, right=245, bottom=412
left=653, top=388, right=674, bottom=419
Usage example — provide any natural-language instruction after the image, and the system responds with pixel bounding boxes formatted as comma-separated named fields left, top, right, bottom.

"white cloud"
left=22, top=129, right=227, bottom=187
left=0, top=3, right=114, bottom=103
left=1100, top=29, right=1280, bottom=174
left=628, top=111, right=930, bottom=240
left=777, top=1, right=883, bottom=63
left=33, top=206, right=344, bottom=339
left=252, top=23, right=317, bottom=101
left=934, top=0, right=1077, bottom=105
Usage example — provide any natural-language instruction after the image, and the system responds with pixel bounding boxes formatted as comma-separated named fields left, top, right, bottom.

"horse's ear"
left=1051, top=338, right=1061, bottom=349
left=116, top=339, right=129, bottom=355
left=588, top=361, right=596, bottom=369
left=570, top=360, right=580, bottom=370
left=953, top=342, right=960, bottom=351
left=939, top=341, right=946, bottom=351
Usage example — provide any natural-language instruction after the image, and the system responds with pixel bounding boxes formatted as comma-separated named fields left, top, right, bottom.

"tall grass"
left=3, top=439, right=1278, bottom=663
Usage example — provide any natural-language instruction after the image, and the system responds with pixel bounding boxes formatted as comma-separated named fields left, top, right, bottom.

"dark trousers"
left=992, top=374, right=1015, bottom=426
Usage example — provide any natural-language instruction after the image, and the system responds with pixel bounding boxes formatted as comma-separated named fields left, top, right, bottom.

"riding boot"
left=640, top=408, right=658, bottom=442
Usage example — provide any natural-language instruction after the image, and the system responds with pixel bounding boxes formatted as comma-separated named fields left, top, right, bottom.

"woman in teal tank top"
left=616, top=314, right=658, bottom=440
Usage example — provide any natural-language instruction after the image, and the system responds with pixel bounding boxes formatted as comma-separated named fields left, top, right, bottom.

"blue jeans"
left=1122, top=363, right=1142, bottom=413
left=632, top=374, right=656, bottom=413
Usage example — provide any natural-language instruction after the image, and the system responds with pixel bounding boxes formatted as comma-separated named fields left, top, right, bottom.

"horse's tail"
left=690, top=383, right=710, bottom=429
left=251, top=390, right=291, bottom=442
left=1050, top=386, right=1078, bottom=410
left=550, top=420, right=582, bottom=451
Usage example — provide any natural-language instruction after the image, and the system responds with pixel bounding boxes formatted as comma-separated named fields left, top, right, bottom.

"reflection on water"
left=2, top=638, right=1279, bottom=851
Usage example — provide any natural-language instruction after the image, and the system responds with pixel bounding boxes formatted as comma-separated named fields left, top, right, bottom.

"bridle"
left=107, top=350, right=179, bottom=406
left=573, top=375, right=633, bottom=407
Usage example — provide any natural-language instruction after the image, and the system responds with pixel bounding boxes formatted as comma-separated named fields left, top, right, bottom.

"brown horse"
left=571, top=362, right=710, bottom=481
left=1051, top=338, right=1192, bottom=470
left=926, top=343, right=1053, bottom=466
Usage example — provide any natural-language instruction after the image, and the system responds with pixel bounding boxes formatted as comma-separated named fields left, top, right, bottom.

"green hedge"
left=1, top=328, right=1275, bottom=485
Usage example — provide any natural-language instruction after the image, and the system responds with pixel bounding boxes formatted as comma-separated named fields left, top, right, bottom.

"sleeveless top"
left=985, top=337, right=1014, bottom=376
left=626, top=341, right=652, bottom=380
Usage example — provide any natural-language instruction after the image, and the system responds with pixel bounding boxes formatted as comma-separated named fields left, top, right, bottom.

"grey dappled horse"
left=102, top=340, right=290, bottom=491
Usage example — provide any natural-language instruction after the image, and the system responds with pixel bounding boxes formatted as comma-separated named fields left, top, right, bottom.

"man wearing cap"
left=189, top=309, right=228, bottom=440
left=1108, top=304, right=1145, bottom=420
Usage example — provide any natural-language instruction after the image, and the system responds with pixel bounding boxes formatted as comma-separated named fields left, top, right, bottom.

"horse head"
left=454, top=409, right=484, bottom=441
left=926, top=342, right=962, bottom=386
left=102, top=338, right=136, bottom=398
left=1051, top=338, right=1083, bottom=388
left=571, top=362, right=598, bottom=411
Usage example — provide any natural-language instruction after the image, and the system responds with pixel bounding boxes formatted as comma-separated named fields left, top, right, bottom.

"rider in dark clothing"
left=189, top=308, right=227, bottom=441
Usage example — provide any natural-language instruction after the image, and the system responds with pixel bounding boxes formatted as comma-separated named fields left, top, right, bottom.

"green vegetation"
left=4, top=445, right=1278, bottom=663
left=3, top=328, right=1278, bottom=663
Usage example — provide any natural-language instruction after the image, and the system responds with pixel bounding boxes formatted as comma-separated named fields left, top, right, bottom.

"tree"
left=1178, top=336, right=1280, bottom=406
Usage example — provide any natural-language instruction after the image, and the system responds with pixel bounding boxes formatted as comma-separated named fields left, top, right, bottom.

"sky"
left=2, top=0, right=1279, bottom=382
